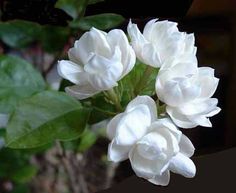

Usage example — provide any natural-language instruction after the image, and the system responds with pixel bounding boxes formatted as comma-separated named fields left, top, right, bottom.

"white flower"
left=127, top=19, right=196, bottom=68
left=57, top=27, right=135, bottom=99
left=129, top=119, right=196, bottom=186
left=156, top=57, right=221, bottom=128
left=107, top=95, right=157, bottom=162
left=107, top=96, right=196, bottom=186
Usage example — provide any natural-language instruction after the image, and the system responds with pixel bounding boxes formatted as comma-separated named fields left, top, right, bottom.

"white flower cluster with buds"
left=57, top=19, right=221, bottom=186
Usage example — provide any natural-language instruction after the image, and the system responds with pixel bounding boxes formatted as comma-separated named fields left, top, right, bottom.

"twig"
left=56, top=141, right=80, bottom=193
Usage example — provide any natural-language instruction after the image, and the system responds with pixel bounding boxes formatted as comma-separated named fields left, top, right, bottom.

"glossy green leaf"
left=70, top=13, right=125, bottom=30
left=0, top=55, right=46, bottom=113
left=0, top=20, right=41, bottom=48
left=6, top=91, right=91, bottom=149
left=56, top=0, right=88, bottom=19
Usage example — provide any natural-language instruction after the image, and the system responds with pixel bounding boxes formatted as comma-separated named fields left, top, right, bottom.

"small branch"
left=104, top=88, right=123, bottom=112
left=104, top=162, right=119, bottom=189
left=56, top=141, right=80, bottom=193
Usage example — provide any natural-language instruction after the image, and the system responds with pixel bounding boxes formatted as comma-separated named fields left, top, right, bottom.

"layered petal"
left=57, top=60, right=85, bottom=85
left=169, top=153, right=196, bottom=178
left=128, top=19, right=196, bottom=67
left=126, top=96, right=157, bottom=122
left=58, top=27, right=135, bottom=99
left=108, top=139, right=130, bottom=162
left=148, top=171, right=170, bottom=186
left=65, top=84, right=99, bottom=100
left=115, top=104, right=151, bottom=146
left=179, top=134, right=195, bottom=157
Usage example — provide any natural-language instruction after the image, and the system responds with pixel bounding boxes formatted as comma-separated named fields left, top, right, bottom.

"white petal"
left=57, top=60, right=85, bottom=84
left=107, top=29, right=136, bottom=77
left=127, top=20, right=147, bottom=46
left=108, top=139, right=130, bottom=162
left=166, top=106, right=198, bottom=129
left=106, top=113, right=124, bottom=140
left=127, top=20, right=148, bottom=64
left=184, top=33, right=196, bottom=54
left=126, top=96, right=157, bottom=122
left=187, top=114, right=212, bottom=127
left=169, top=153, right=196, bottom=178
left=141, top=43, right=161, bottom=67
left=68, top=48, right=83, bottom=64
left=116, top=104, right=151, bottom=145
left=74, top=28, right=111, bottom=64
left=149, top=119, right=182, bottom=142
left=143, top=19, right=158, bottom=41
left=148, top=170, right=170, bottom=186
left=161, top=77, right=200, bottom=106
left=129, top=145, right=167, bottom=179
left=65, top=84, right=99, bottom=100
left=206, top=107, right=221, bottom=117
left=179, top=134, right=195, bottom=157
left=179, top=98, right=218, bottom=115
left=85, top=52, right=123, bottom=90
left=198, top=67, right=219, bottom=99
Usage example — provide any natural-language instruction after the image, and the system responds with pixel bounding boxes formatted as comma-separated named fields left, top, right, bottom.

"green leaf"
left=6, top=91, right=91, bottom=149
left=118, top=62, right=159, bottom=106
left=0, top=20, right=41, bottom=48
left=56, top=0, right=88, bottom=19
left=88, top=0, right=104, bottom=5
left=70, top=13, right=125, bottom=30
left=0, top=55, right=46, bottom=113
left=0, top=20, right=70, bottom=53
left=11, top=165, right=38, bottom=183
left=86, top=94, right=116, bottom=124
left=41, top=25, right=70, bottom=53
left=77, top=129, right=97, bottom=152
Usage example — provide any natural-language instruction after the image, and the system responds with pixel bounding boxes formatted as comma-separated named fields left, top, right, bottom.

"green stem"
left=105, top=88, right=123, bottom=112
left=93, top=106, right=117, bottom=116
left=134, top=65, right=154, bottom=95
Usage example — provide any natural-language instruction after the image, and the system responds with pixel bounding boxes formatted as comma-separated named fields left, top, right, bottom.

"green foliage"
left=77, top=129, right=97, bottom=152
left=11, top=165, right=38, bottom=183
left=0, top=148, right=36, bottom=183
left=0, top=20, right=70, bottom=53
left=118, top=62, right=159, bottom=106
left=0, top=20, right=41, bottom=48
left=86, top=94, right=116, bottom=124
left=41, top=25, right=70, bottom=53
left=6, top=91, right=91, bottom=149
left=0, top=55, right=46, bottom=114
left=62, top=128, right=97, bottom=152
left=56, top=0, right=88, bottom=19
left=70, top=13, right=125, bottom=30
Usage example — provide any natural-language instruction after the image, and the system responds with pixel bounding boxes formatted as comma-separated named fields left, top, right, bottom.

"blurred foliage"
left=70, top=13, right=125, bottom=30
left=0, top=0, right=126, bottom=191
left=0, top=20, right=70, bottom=53
left=0, top=55, right=46, bottom=114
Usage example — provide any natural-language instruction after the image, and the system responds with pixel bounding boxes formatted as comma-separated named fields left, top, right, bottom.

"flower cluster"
left=57, top=19, right=221, bottom=186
